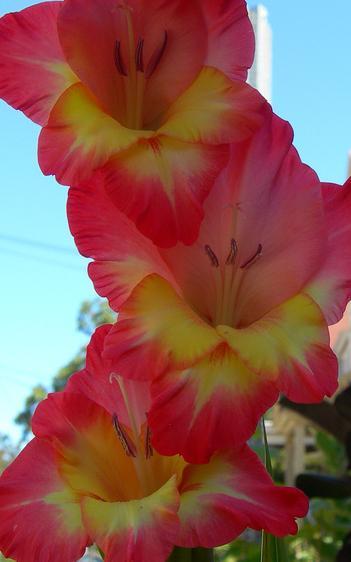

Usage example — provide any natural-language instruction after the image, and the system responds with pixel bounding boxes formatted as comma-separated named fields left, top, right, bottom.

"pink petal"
left=306, top=178, right=351, bottom=324
left=202, top=0, right=255, bottom=81
left=57, top=0, right=206, bottom=123
left=0, top=2, right=77, bottom=125
left=178, top=445, right=308, bottom=546
left=0, top=439, right=88, bottom=562
left=67, top=172, right=173, bottom=310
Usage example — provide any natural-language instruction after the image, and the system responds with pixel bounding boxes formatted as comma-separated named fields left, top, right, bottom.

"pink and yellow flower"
left=0, top=326, right=308, bottom=562
left=0, top=0, right=268, bottom=246
left=67, top=113, right=347, bottom=463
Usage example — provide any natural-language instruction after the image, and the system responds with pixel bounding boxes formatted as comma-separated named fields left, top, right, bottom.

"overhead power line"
left=0, top=245, right=83, bottom=271
left=0, top=233, right=76, bottom=255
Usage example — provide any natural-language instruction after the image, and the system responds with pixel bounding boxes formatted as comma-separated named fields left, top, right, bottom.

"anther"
left=240, top=244, right=263, bottom=269
left=145, top=30, right=168, bottom=78
left=135, top=37, right=144, bottom=72
left=204, top=244, right=219, bottom=268
left=225, top=239, right=238, bottom=265
left=114, top=40, right=128, bottom=76
left=113, top=414, right=137, bottom=457
left=145, top=426, right=153, bottom=459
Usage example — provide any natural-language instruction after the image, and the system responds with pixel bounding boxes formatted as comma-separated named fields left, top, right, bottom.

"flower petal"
left=57, top=0, right=206, bottom=125
left=177, top=445, right=308, bottom=547
left=66, top=324, right=150, bottom=430
left=148, top=344, right=279, bottom=463
left=0, top=439, right=88, bottom=562
left=104, top=274, right=221, bottom=381
left=82, top=476, right=180, bottom=562
left=159, top=67, right=268, bottom=144
left=160, top=113, right=326, bottom=327
left=103, top=136, right=229, bottom=247
left=0, top=2, right=78, bottom=125
left=306, top=178, right=351, bottom=324
left=67, top=173, right=173, bottom=310
left=217, top=293, right=338, bottom=403
left=202, top=0, right=255, bottom=80
left=38, top=82, right=144, bottom=185
left=32, top=392, right=141, bottom=502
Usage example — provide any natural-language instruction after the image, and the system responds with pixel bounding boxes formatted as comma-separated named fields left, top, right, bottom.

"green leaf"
left=260, top=418, right=289, bottom=562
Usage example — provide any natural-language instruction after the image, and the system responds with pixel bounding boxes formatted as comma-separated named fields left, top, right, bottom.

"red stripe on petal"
left=103, top=136, right=229, bottom=247
left=178, top=446, right=308, bottom=547
left=149, top=346, right=279, bottom=463
left=67, top=174, right=173, bottom=311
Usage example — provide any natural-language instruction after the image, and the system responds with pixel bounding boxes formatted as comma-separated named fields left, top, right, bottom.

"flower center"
left=114, top=4, right=168, bottom=129
left=109, top=373, right=156, bottom=495
left=205, top=239, right=263, bottom=327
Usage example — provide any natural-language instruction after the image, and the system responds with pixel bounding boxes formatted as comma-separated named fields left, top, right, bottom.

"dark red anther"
left=225, top=238, right=238, bottom=265
left=204, top=244, right=220, bottom=268
left=113, top=414, right=137, bottom=457
left=145, top=30, right=168, bottom=78
left=135, top=37, right=145, bottom=72
left=114, top=40, right=128, bottom=76
left=145, top=426, right=153, bottom=459
left=240, top=243, right=263, bottom=269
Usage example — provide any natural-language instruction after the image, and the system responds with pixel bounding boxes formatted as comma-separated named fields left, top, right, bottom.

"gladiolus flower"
left=67, top=113, right=345, bottom=463
left=0, top=0, right=268, bottom=247
left=0, top=326, right=308, bottom=562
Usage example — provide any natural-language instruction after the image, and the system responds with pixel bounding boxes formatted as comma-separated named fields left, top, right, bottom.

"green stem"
left=260, top=418, right=289, bottom=562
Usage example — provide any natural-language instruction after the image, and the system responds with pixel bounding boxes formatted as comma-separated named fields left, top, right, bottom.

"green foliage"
left=215, top=426, right=351, bottom=562
left=260, top=419, right=289, bottom=562
left=52, top=347, right=86, bottom=393
left=315, top=431, right=347, bottom=475
left=288, top=498, right=351, bottom=562
left=78, top=299, right=114, bottom=336
left=14, top=384, right=47, bottom=437
left=0, top=433, right=17, bottom=474
left=216, top=538, right=260, bottom=562
left=215, top=498, right=351, bottom=562
left=168, top=548, right=214, bottom=561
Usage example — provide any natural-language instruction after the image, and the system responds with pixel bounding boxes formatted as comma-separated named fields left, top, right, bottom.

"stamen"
left=145, top=30, right=168, bottom=78
left=240, top=244, right=263, bottom=269
left=113, top=414, right=137, bottom=457
left=114, top=40, right=128, bottom=76
left=145, top=426, right=153, bottom=459
left=225, top=238, right=238, bottom=265
left=205, top=244, right=219, bottom=268
left=135, top=37, right=145, bottom=72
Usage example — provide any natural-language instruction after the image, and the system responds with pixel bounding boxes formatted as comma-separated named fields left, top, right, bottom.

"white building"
left=248, top=4, right=273, bottom=103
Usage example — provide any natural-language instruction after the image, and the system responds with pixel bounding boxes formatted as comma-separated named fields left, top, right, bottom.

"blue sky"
left=0, top=0, right=350, bottom=441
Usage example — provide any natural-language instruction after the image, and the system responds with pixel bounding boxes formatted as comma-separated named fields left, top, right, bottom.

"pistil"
left=204, top=240, right=263, bottom=327
left=114, top=6, right=168, bottom=129
left=110, top=373, right=155, bottom=495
